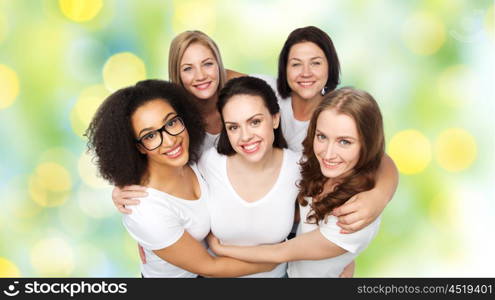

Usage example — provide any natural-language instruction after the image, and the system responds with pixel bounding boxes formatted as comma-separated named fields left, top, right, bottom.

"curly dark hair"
left=277, top=26, right=341, bottom=99
left=85, top=79, right=205, bottom=187
left=216, top=76, right=288, bottom=155
left=297, top=87, right=385, bottom=224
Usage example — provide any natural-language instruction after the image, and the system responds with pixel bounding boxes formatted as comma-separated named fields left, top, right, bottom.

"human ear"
left=272, top=112, right=281, bottom=129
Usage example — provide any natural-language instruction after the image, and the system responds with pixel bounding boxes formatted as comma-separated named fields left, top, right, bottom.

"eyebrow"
left=315, top=129, right=357, bottom=140
left=289, top=56, right=325, bottom=61
left=180, top=57, right=214, bottom=67
left=224, top=113, right=264, bottom=125
left=138, top=112, right=177, bottom=137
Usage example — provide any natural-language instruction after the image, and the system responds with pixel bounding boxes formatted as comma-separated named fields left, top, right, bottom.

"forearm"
left=219, top=243, right=286, bottom=264
left=373, top=154, right=399, bottom=202
left=201, top=256, right=276, bottom=278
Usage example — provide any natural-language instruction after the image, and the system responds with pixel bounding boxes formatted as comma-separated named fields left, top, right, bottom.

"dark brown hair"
left=85, top=80, right=205, bottom=187
left=297, top=87, right=384, bottom=224
left=216, top=76, right=287, bottom=155
left=277, top=26, right=341, bottom=99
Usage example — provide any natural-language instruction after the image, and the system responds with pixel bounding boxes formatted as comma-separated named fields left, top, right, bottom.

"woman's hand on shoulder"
left=112, top=185, right=148, bottom=214
left=332, top=192, right=382, bottom=234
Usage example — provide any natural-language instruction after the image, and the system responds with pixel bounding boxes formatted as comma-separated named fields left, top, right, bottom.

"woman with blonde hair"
left=208, top=87, right=386, bottom=277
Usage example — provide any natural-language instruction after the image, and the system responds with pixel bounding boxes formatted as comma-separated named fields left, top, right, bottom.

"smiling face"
left=222, top=94, right=280, bottom=163
left=286, top=41, right=329, bottom=101
left=132, top=99, right=189, bottom=169
left=313, top=108, right=360, bottom=179
left=179, top=42, right=220, bottom=100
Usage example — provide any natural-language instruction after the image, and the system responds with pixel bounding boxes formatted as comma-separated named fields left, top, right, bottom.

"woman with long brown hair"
left=208, top=87, right=386, bottom=277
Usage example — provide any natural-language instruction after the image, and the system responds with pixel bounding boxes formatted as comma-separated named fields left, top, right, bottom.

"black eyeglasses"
left=136, top=116, right=186, bottom=151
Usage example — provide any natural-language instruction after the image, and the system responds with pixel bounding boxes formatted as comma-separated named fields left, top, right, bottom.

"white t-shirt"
left=288, top=197, right=381, bottom=277
left=122, top=164, right=211, bottom=278
left=200, top=132, right=219, bottom=154
left=198, top=148, right=300, bottom=277
left=251, top=74, right=309, bottom=153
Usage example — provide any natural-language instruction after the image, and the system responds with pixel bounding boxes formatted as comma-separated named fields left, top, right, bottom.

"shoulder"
left=284, top=149, right=303, bottom=167
left=124, top=190, right=181, bottom=223
left=122, top=191, right=185, bottom=249
left=318, top=215, right=381, bottom=254
left=198, top=148, right=220, bottom=168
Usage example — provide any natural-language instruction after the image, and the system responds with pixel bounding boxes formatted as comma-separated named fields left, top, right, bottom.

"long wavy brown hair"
left=297, top=87, right=385, bottom=224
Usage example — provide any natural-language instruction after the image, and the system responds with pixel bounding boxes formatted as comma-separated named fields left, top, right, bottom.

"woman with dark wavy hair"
left=208, top=87, right=385, bottom=277
left=86, top=79, right=274, bottom=277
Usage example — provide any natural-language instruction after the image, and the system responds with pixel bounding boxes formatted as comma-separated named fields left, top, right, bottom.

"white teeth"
left=166, top=146, right=181, bottom=156
left=196, top=82, right=210, bottom=89
left=324, top=161, right=340, bottom=166
left=299, top=82, right=314, bottom=87
left=243, top=143, right=259, bottom=151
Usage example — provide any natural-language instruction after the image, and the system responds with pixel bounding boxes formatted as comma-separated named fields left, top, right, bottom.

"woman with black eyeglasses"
left=86, top=79, right=275, bottom=277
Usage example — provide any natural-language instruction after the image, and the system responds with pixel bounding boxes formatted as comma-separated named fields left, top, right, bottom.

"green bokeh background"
left=0, top=0, right=493, bottom=277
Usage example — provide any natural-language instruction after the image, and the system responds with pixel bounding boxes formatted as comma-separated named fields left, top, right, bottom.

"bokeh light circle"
left=102, top=52, right=146, bottom=92
left=0, top=12, right=7, bottom=44
left=435, top=128, right=477, bottom=172
left=403, top=12, right=446, bottom=55
left=59, top=0, right=103, bottom=22
left=0, top=64, right=20, bottom=109
left=29, top=162, right=72, bottom=207
left=388, top=130, right=432, bottom=174
left=437, top=65, right=476, bottom=107
left=0, top=257, right=21, bottom=277
left=70, top=85, right=110, bottom=138
left=30, top=237, right=74, bottom=276
left=172, top=0, right=217, bottom=34
left=78, top=151, right=108, bottom=189
left=485, top=5, right=494, bottom=40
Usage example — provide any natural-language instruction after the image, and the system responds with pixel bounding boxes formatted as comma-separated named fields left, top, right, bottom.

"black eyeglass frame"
left=135, top=116, right=186, bottom=151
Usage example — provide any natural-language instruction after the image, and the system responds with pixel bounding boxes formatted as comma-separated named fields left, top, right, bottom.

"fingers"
left=118, top=205, right=135, bottom=214
left=337, top=211, right=362, bottom=225
left=138, top=244, right=146, bottom=264
left=339, top=261, right=355, bottom=278
left=117, top=191, right=147, bottom=202
left=337, top=219, right=365, bottom=234
left=332, top=195, right=360, bottom=216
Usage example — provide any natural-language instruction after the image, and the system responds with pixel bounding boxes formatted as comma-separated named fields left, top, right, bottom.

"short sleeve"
left=319, top=215, right=381, bottom=254
left=122, top=198, right=185, bottom=250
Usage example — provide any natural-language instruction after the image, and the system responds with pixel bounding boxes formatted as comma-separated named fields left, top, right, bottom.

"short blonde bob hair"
left=168, top=30, right=227, bottom=92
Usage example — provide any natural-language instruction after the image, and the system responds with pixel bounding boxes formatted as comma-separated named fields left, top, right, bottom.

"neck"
left=194, top=93, right=222, bottom=134
left=291, top=92, right=324, bottom=121
left=145, top=162, right=188, bottom=192
left=233, top=147, right=280, bottom=172
left=195, top=93, right=218, bottom=115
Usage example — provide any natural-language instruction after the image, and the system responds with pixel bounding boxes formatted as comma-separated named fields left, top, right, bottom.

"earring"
left=321, top=86, right=328, bottom=96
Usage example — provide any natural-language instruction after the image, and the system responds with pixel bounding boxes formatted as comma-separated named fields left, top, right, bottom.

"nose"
left=301, top=63, right=312, bottom=77
left=195, top=67, right=206, bottom=81
left=323, top=142, right=337, bottom=160
left=240, top=126, right=253, bottom=142
left=161, top=130, right=176, bottom=147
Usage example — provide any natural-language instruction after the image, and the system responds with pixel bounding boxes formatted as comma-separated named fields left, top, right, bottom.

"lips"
left=321, top=159, right=342, bottom=169
left=298, top=81, right=316, bottom=87
left=193, top=81, right=211, bottom=90
left=240, top=141, right=261, bottom=154
left=163, top=144, right=183, bottom=158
